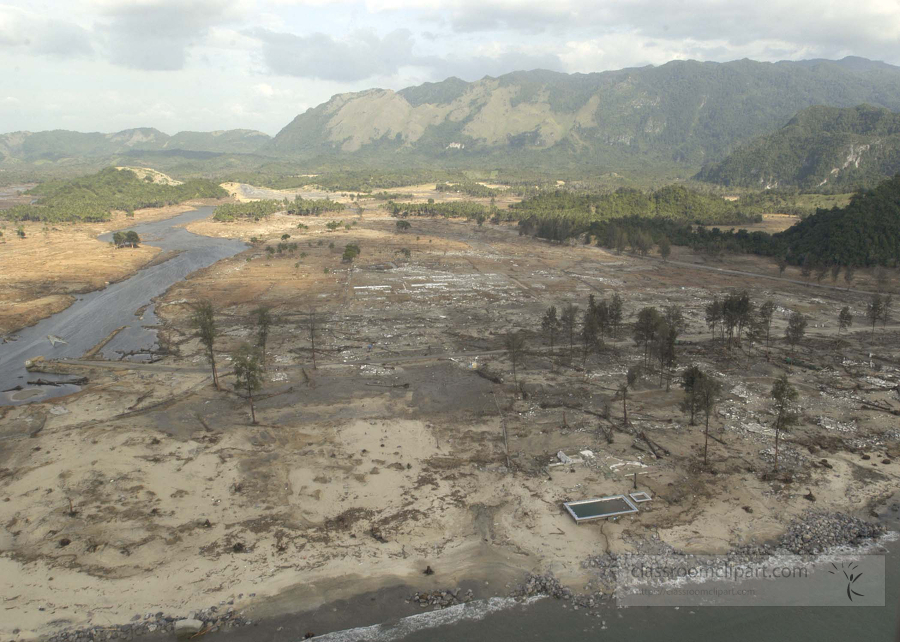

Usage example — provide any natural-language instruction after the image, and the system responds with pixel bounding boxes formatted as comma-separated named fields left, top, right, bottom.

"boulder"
left=174, top=619, right=203, bottom=638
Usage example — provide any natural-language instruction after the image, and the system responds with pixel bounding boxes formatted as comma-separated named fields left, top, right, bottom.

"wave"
left=312, top=596, right=545, bottom=642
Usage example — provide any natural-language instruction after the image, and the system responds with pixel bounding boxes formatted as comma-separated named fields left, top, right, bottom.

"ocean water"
left=318, top=537, right=900, bottom=642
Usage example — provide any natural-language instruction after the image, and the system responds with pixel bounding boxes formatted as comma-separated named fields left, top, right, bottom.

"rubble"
left=45, top=606, right=250, bottom=642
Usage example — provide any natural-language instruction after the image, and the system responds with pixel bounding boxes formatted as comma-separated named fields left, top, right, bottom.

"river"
left=0, top=206, right=246, bottom=405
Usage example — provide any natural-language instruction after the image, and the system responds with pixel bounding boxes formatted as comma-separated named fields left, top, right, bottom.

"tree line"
left=4, top=168, right=226, bottom=223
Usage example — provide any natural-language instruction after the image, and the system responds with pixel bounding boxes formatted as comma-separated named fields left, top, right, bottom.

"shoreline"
left=38, top=503, right=897, bottom=642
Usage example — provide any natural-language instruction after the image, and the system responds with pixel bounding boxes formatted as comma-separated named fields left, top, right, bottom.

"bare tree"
left=679, top=365, right=704, bottom=425
left=620, top=366, right=639, bottom=428
left=881, top=294, right=893, bottom=329
left=843, top=265, right=855, bottom=290
left=866, top=294, right=884, bottom=335
left=253, top=306, right=272, bottom=369
left=609, top=293, right=624, bottom=338
left=758, top=300, right=775, bottom=350
left=776, top=256, right=788, bottom=276
left=232, top=344, right=263, bottom=424
left=875, top=266, right=890, bottom=292
left=191, top=300, right=219, bottom=389
left=785, top=311, right=807, bottom=357
left=304, top=307, right=320, bottom=369
left=771, top=374, right=799, bottom=471
left=560, top=303, right=579, bottom=354
left=698, top=375, right=722, bottom=465
left=504, top=331, right=527, bottom=393
left=541, top=305, right=560, bottom=354
left=838, top=306, right=853, bottom=334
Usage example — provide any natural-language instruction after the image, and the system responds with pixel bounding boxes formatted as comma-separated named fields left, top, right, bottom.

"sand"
left=1, top=192, right=898, bottom=639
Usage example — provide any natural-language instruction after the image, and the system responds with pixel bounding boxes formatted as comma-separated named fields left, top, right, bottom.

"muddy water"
left=0, top=206, right=246, bottom=405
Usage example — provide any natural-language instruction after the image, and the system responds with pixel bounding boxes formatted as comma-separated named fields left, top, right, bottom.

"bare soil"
left=1, top=193, right=898, bottom=639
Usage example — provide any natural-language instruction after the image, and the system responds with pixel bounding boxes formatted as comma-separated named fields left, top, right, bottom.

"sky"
left=2, top=0, right=900, bottom=136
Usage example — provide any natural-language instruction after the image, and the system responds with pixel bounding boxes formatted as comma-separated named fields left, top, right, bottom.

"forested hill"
left=265, top=57, right=900, bottom=169
left=696, top=105, right=900, bottom=191
left=0, top=128, right=271, bottom=162
left=2, top=167, right=226, bottom=222
left=774, top=174, right=900, bottom=266
left=577, top=174, right=900, bottom=267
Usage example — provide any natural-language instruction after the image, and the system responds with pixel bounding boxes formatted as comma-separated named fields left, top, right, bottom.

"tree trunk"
left=211, top=357, right=219, bottom=390
left=249, top=391, right=257, bottom=424
left=622, top=389, right=628, bottom=427
left=704, top=412, right=710, bottom=465
left=774, top=423, right=780, bottom=471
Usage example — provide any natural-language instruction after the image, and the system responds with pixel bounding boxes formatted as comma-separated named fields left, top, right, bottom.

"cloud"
left=415, top=0, right=900, bottom=62
left=94, top=0, right=248, bottom=71
left=423, top=48, right=564, bottom=79
left=250, top=26, right=562, bottom=82
left=0, top=6, right=93, bottom=57
left=251, top=28, right=417, bottom=81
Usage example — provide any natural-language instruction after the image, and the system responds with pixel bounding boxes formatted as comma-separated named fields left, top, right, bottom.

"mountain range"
left=0, top=128, right=271, bottom=163
left=261, top=57, right=900, bottom=169
left=4, top=57, right=900, bottom=180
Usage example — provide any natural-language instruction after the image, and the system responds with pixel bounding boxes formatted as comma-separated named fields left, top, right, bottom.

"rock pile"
left=508, top=573, right=573, bottom=601
left=44, top=606, right=249, bottom=642
left=777, top=511, right=885, bottom=555
left=580, top=512, right=886, bottom=591
left=408, top=588, right=473, bottom=609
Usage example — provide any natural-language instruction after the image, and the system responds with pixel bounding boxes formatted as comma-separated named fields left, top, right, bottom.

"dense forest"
left=565, top=175, right=900, bottom=268
left=513, top=186, right=761, bottom=241
left=434, top=181, right=501, bottom=198
left=2, top=168, right=226, bottom=222
left=384, top=200, right=491, bottom=221
left=213, top=195, right=344, bottom=221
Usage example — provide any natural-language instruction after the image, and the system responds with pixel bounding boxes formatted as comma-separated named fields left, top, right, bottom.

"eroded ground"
left=1, top=195, right=898, bottom=639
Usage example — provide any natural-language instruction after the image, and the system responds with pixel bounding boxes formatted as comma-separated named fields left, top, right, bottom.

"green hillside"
left=697, top=105, right=900, bottom=191
left=775, top=174, right=900, bottom=265
left=2, top=167, right=227, bottom=222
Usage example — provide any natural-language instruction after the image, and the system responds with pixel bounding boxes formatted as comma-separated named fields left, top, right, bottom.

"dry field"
left=0, top=197, right=898, bottom=639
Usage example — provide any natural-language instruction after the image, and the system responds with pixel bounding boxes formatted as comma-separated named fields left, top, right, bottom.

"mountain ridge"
left=261, top=57, right=900, bottom=169
left=0, top=128, right=271, bottom=162
left=5, top=56, right=900, bottom=177
left=696, top=104, right=900, bottom=190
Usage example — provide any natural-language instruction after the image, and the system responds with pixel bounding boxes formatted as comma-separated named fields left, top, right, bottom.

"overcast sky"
left=2, top=0, right=899, bottom=135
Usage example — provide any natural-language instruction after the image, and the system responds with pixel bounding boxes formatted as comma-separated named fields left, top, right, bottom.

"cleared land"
left=0, top=190, right=898, bottom=639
